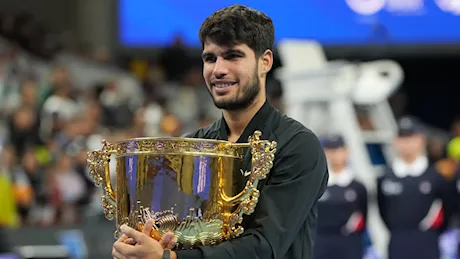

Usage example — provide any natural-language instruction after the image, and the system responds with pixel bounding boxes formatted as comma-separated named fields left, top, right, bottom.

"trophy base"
left=117, top=202, right=224, bottom=249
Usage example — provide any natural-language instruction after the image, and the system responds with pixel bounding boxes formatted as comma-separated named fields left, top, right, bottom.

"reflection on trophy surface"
left=87, top=130, right=276, bottom=249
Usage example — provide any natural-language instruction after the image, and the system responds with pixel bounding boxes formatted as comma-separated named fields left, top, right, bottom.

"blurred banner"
left=118, top=0, right=460, bottom=47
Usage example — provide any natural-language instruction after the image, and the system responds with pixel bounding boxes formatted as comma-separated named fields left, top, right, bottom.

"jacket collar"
left=218, top=100, right=274, bottom=143
left=392, top=156, right=428, bottom=178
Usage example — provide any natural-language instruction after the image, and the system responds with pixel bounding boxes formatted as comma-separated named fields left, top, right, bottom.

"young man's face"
left=394, top=134, right=425, bottom=158
left=201, top=41, right=271, bottom=110
left=324, top=147, right=348, bottom=168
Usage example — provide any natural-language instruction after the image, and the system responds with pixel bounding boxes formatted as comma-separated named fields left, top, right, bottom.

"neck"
left=401, top=154, right=420, bottom=164
left=56, top=91, right=68, bottom=98
left=330, top=164, right=346, bottom=174
left=223, top=95, right=265, bottom=141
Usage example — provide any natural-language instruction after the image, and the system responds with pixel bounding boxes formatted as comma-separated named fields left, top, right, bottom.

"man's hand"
left=112, top=220, right=176, bottom=259
left=123, top=220, right=177, bottom=249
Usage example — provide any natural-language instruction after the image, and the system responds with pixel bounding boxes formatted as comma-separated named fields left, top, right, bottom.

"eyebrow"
left=225, top=49, right=245, bottom=55
left=201, top=49, right=246, bottom=60
left=201, top=52, right=213, bottom=60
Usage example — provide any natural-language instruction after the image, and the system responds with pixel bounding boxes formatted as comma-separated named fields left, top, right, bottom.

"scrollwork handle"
left=87, top=139, right=117, bottom=220
left=224, top=130, right=277, bottom=238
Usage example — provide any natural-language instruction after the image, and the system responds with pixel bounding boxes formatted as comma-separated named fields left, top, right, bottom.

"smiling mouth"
left=212, top=82, right=237, bottom=88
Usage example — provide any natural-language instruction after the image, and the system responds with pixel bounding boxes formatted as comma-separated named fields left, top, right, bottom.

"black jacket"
left=176, top=101, right=329, bottom=258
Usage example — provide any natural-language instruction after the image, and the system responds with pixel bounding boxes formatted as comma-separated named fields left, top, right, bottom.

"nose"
left=212, top=57, right=229, bottom=79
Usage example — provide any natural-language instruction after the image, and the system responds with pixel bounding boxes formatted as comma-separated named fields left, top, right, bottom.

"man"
left=314, top=135, right=368, bottom=259
left=377, top=117, right=454, bottom=258
left=111, top=4, right=328, bottom=259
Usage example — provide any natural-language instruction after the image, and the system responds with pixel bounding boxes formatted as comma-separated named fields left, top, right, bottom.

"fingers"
left=159, top=231, right=176, bottom=249
left=117, top=234, right=129, bottom=243
left=167, top=239, right=177, bottom=250
left=144, top=220, right=163, bottom=241
left=124, top=238, right=136, bottom=245
left=120, top=224, right=145, bottom=244
left=121, top=222, right=177, bottom=250
left=121, top=220, right=153, bottom=245
left=142, top=219, right=154, bottom=236
left=113, top=241, right=136, bottom=257
left=112, top=246, right=126, bottom=259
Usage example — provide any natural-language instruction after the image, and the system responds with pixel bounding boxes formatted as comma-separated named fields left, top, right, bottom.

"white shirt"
left=41, top=95, right=80, bottom=121
left=392, top=156, right=429, bottom=178
left=55, top=171, right=86, bottom=203
left=328, top=167, right=354, bottom=187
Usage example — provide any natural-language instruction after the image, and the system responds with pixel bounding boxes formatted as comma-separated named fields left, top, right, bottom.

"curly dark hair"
left=199, top=4, right=274, bottom=57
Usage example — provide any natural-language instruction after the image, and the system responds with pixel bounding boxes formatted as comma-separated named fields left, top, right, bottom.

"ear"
left=259, top=49, right=273, bottom=75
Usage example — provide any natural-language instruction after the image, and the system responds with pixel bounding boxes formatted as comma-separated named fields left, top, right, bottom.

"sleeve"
left=175, top=131, right=329, bottom=259
left=376, top=176, right=389, bottom=228
left=434, top=170, right=457, bottom=232
left=357, top=183, right=368, bottom=224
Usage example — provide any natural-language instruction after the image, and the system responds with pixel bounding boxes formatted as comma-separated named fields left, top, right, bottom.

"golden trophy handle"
left=87, top=140, right=117, bottom=220
left=222, top=130, right=277, bottom=238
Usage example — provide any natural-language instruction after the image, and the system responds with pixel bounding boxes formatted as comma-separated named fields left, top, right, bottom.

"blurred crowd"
left=0, top=13, right=286, bottom=228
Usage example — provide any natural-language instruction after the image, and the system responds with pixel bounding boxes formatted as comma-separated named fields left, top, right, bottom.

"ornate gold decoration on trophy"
left=87, top=131, right=276, bottom=249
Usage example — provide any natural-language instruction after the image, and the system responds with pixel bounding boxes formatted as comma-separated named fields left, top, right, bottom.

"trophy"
left=87, top=131, right=276, bottom=249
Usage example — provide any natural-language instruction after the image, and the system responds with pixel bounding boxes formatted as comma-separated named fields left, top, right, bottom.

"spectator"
left=7, top=106, right=41, bottom=157
left=451, top=117, right=460, bottom=138
left=158, top=35, right=192, bottom=82
left=48, top=153, right=86, bottom=225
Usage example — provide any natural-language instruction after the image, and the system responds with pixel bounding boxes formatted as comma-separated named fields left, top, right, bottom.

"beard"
left=209, top=69, right=260, bottom=111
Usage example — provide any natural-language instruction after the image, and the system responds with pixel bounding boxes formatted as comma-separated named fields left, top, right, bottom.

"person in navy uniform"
left=434, top=153, right=459, bottom=258
left=377, top=117, right=455, bottom=259
left=440, top=138, right=460, bottom=258
left=314, top=135, right=368, bottom=259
